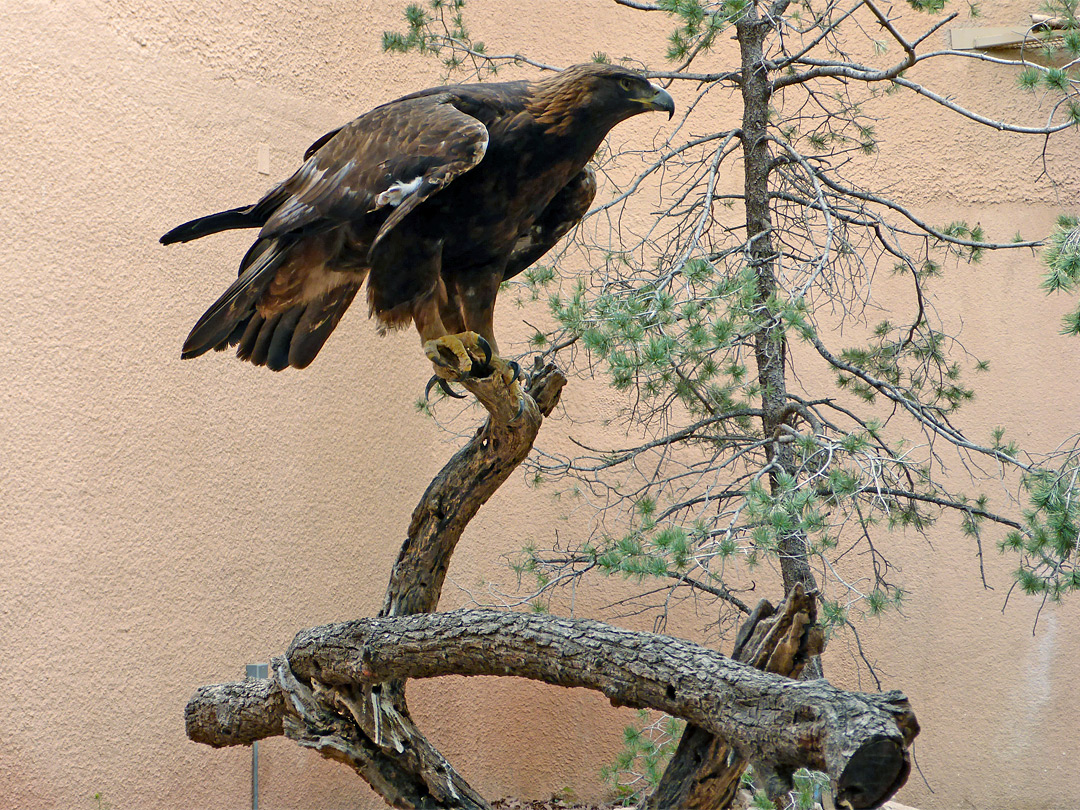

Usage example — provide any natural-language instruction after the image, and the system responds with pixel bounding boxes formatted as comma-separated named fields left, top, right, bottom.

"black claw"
left=440, top=378, right=467, bottom=399
left=475, top=335, right=493, bottom=367
left=424, top=375, right=440, bottom=401
left=507, top=360, right=523, bottom=386
left=466, top=334, right=494, bottom=378
left=509, top=395, right=526, bottom=423
left=425, top=374, right=467, bottom=401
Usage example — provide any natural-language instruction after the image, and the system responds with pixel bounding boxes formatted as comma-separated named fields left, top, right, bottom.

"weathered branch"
left=187, top=606, right=916, bottom=809
left=384, top=360, right=566, bottom=617
left=186, top=678, right=285, bottom=747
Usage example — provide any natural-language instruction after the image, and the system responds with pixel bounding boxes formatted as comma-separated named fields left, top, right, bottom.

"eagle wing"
left=504, top=166, right=596, bottom=281
left=258, top=93, right=489, bottom=242
left=180, top=93, right=489, bottom=369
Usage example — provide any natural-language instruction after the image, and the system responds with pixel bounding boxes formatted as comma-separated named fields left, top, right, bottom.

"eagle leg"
left=422, top=332, right=525, bottom=417
left=424, top=333, right=520, bottom=386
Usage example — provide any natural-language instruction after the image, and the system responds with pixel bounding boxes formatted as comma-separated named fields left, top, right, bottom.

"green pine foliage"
left=600, top=711, right=684, bottom=803
left=1043, top=216, right=1080, bottom=335
left=1003, top=461, right=1080, bottom=598
left=382, top=0, right=487, bottom=74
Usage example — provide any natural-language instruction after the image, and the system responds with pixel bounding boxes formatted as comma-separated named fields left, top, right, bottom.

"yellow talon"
left=421, top=334, right=524, bottom=419
left=423, top=332, right=492, bottom=380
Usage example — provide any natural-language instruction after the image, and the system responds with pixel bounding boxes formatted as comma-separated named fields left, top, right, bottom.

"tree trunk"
left=738, top=3, right=821, bottom=603
left=639, top=12, right=832, bottom=807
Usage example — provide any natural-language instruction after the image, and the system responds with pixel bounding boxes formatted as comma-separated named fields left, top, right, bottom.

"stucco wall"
left=2, top=1, right=1078, bottom=808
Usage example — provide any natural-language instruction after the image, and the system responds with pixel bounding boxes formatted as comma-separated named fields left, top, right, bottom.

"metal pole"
left=246, top=664, right=268, bottom=810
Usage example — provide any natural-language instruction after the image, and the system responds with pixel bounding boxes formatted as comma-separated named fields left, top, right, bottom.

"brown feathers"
left=164, top=63, right=672, bottom=370
left=526, top=63, right=618, bottom=135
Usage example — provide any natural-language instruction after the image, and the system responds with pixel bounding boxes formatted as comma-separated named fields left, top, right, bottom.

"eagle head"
left=528, top=63, right=676, bottom=136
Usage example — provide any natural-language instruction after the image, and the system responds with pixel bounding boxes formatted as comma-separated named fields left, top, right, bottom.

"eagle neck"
left=524, top=77, right=617, bottom=142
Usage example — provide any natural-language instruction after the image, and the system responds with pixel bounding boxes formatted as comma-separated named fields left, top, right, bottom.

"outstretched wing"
left=181, top=93, right=490, bottom=370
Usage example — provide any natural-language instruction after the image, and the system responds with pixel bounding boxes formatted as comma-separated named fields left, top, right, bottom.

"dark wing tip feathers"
left=182, top=278, right=361, bottom=372
left=180, top=237, right=291, bottom=361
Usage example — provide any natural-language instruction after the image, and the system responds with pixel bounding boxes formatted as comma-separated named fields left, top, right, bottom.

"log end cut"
left=185, top=679, right=284, bottom=748
left=837, top=734, right=910, bottom=809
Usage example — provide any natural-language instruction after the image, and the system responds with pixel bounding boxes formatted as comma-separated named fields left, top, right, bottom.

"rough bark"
left=186, top=361, right=916, bottom=810
left=188, top=607, right=915, bottom=809
left=185, top=677, right=285, bottom=747
left=647, top=585, right=825, bottom=809
left=738, top=4, right=820, bottom=605
left=188, top=362, right=564, bottom=810
left=339, top=360, right=567, bottom=808
left=383, top=359, right=566, bottom=618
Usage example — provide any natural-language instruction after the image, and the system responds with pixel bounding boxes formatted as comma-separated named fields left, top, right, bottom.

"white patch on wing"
left=375, top=176, right=424, bottom=208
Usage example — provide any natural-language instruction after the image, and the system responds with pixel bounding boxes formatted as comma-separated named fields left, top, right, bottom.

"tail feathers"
left=215, top=281, right=361, bottom=370
left=182, top=238, right=291, bottom=360
left=160, top=206, right=260, bottom=244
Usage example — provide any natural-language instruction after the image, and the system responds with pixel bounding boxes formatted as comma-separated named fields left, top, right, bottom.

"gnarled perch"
left=649, top=583, right=827, bottom=809
left=185, top=363, right=917, bottom=810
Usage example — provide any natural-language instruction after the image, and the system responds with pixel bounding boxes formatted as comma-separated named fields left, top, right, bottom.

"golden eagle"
left=162, top=63, right=674, bottom=389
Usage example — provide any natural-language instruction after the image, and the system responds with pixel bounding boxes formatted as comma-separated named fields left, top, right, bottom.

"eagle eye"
left=618, top=77, right=634, bottom=92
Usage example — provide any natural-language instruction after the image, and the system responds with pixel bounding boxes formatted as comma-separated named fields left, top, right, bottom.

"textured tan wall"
left=2, top=1, right=1078, bottom=808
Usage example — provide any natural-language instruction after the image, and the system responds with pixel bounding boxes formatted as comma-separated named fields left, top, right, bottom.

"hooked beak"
left=644, top=83, right=675, bottom=119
